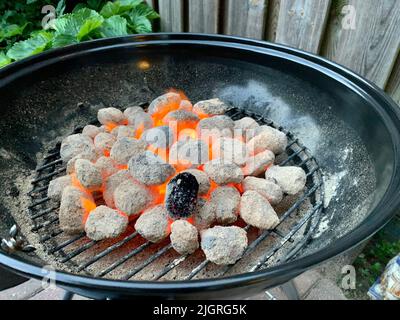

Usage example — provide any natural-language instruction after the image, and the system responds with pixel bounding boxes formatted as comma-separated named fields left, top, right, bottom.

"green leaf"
left=0, top=52, right=12, bottom=68
left=100, top=1, right=121, bottom=18
left=52, top=34, right=79, bottom=48
left=97, top=16, right=128, bottom=37
left=53, top=8, right=104, bottom=41
left=119, top=0, right=142, bottom=11
left=124, top=5, right=154, bottom=34
left=132, top=3, right=160, bottom=20
left=6, top=31, right=53, bottom=61
left=0, top=23, right=28, bottom=41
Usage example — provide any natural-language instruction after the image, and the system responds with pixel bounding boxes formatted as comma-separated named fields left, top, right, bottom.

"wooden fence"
left=145, top=0, right=400, bottom=105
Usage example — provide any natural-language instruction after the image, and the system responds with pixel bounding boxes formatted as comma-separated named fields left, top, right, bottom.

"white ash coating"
left=66, top=150, right=100, bottom=174
left=85, top=206, right=128, bottom=241
left=211, top=186, right=240, bottom=224
left=124, top=106, right=144, bottom=118
left=182, top=169, right=210, bottom=195
left=243, top=149, right=275, bottom=176
left=82, top=125, right=101, bottom=139
left=203, top=160, right=244, bottom=185
left=170, top=220, right=199, bottom=255
left=114, top=180, right=153, bottom=216
left=110, top=137, right=147, bottom=165
left=141, top=126, right=174, bottom=149
left=75, top=159, right=103, bottom=190
left=60, top=134, right=96, bottom=162
left=201, top=226, right=248, bottom=265
left=103, top=170, right=132, bottom=208
left=135, top=205, right=170, bottom=243
left=47, top=175, right=71, bottom=201
left=113, top=125, right=137, bottom=139
left=242, top=176, right=283, bottom=205
left=213, top=137, right=248, bottom=166
left=59, top=186, right=93, bottom=234
left=98, top=107, right=125, bottom=125
left=197, top=115, right=235, bottom=138
left=234, top=117, right=260, bottom=134
left=95, top=156, right=118, bottom=178
left=128, top=151, right=175, bottom=186
left=193, top=198, right=216, bottom=230
left=127, top=112, right=154, bottom=132
left=179, top=100, right=193, bottom=111
left=265, top=166, right=307, bottom=195
left=94, top=132, right=116, bottom=153
left=163, top=110, right=200, bottom=123
left=240, top=191, right=280, bottom=230
left=193, top=98, right=230, bottom=116
left=247, top=126, right=288, bottom=155
left=169, top=139, right=209, bottom=166
left=148, top=92, right=181, bottom=115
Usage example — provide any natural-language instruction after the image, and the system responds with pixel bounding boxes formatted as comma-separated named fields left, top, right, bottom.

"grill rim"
left=1, top=33, right=400, bottom=298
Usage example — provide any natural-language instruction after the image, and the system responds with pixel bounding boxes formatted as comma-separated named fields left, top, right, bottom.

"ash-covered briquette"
left=265, top=166, right=307, bottom=195
left=110, top=137, right=147, bottom=165
left=170, top=220, right=199, bottom=255
left=47, top=175, right=72, bottom=201
left=141, top=126, right=174, bottom=149
left=75, top=159, right=103, bottom=190
left=60, top=134, right=96, bottom=162
left=234, top=117, right=260, bottom=138
left=124, top=106, right=144, bottom=118
left=95, top=156, right=118, bottom=178
left=147, top=92, right=181, bottom=115
left=85, top=206, right=128, bottom=241
left=243, top=149, right=275, bottom=176
left=103, top=170, right=132, bottom=208
left=127, top=112, right=154, bottom=132
left=247, top=126, right=288, bottom=155
left=210, top=186, right=240, bottom=224
left=193, top=198, right=216, bottom=230
left=82, top=125, right=102, bottom=139
left=163, top=109, right=200, bottom=123
left=169, top=139, right=209, bottom=166
left=213, top=137, right=248, bottom=166
left=113, top=180, right=153, bottom=216
left=242, top=176, right=283, bottom=205
left=179, top=100, right=193, bottom=111
left=59, top=186, right=93, bottom=234
left=203, top=160, right=244, bottom=185
left=128, top=151, right=175, bottom=186
left=112, top=125, right=137, bottom=139
left=193, top=98, right=230, bottom=116
left=94, top=132, right=116, bottom=153
left=97, top=107, right=125, bottom=125
left=165, top=172, right=199, bottom=219
left=197, top=115, right=235, bottom=138
left=201, top=226, right=248, bottom=265
left=134, top=205, right=170, bottom=243
left=240, top=190, right=280, bottom=230
left=182, top=169, right=210, bottom=195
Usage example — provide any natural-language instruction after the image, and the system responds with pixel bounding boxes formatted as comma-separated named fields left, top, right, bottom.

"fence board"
left=270, top=0, right=331, bottom=53
left=224, top=0, right=268, bottom=39
left=145, top=0, right=154, bottom=8
left=158, top=0, right=184, bottom=32
left=321, top=0, right=400, bottom=88
left=386, top=54, right=400, bottom=106
left=188, top=0, right=219, bottom=33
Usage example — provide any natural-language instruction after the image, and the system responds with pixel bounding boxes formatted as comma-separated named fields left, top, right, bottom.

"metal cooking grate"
left=27, top=107, right=324, bottom=280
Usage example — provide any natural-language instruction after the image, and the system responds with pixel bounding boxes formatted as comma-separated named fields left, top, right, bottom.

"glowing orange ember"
left=81, top=197, right=97, bottom=224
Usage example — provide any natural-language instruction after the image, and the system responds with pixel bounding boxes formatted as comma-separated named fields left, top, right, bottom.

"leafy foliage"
left=0, top=0, right=159, bottom=68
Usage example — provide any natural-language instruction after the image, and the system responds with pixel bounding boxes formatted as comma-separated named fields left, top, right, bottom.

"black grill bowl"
left=0, top=34, right=400, bottom=299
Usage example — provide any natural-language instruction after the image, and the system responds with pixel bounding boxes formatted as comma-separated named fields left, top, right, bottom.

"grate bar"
left=28, top=185, right=50, bottom=196
left=60, top=240, right=97, bottom=263
left=123, top=244, right=173, bottom=280
left=36, top=159, right=63, bottom=171
left=77, top=231, right=139, bottom=271
left=32, top=216, right=58, bottom=231
left=28, top=197, right=51, bottom=209
left=48, top=233, right=85, bottom=254
left=96, top=241, right=152, bottom=277
left=154, top=255, right=188, bottom=280
left=31, top=168, right=66, bottom=184
left=30, top=206, right=58, bottom=219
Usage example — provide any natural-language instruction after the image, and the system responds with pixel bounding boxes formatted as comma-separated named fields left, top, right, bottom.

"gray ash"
left=166, top=172, right=199, bottom=219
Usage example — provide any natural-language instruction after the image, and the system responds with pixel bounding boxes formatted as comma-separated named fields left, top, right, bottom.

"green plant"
left=0, top=0, right=159, bottom=68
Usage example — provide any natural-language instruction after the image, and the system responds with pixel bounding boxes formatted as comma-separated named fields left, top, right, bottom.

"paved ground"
left=0, top=244, right=364, bottom=300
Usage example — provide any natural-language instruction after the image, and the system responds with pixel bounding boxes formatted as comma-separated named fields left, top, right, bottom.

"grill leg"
left=63, top=291, right=75, bottom=300
left=280, top=280, right=300, bottom=300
